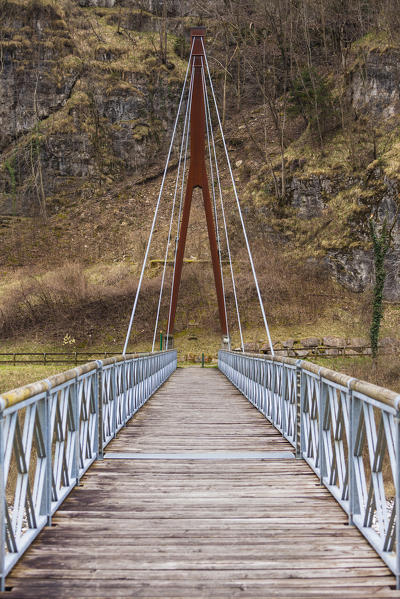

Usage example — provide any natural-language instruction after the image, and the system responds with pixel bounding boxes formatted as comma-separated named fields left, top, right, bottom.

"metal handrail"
left=218, top=349, right=400, bottom=588
left=0, top=350, right=177, bottom=588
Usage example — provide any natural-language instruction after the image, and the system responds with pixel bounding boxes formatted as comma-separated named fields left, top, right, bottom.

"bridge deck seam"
left=103, top=451, right=295, bottom=460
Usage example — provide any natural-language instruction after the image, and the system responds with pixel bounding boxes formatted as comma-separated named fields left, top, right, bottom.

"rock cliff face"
left=0, top=0, right=184, bottom=215
left=350, top=48, right=400, bottom=118
left=76, top=0, right=116, bottom=6
left=283, top=167, right=400, bottom=296
left=283, top=169, right=400, bottom=299
left=0, top=3, right=78, bottom=152
left=274, top=46, right=400, bottom=299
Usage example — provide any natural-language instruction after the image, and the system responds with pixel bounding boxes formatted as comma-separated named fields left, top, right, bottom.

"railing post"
left=96, top=361, right=104, bottom=459
left=256, top=359, right=261, bottom=409
left=261, top=358, right=266, bottom=416
left=149, top=356, right=152, bottom=396
left=146, top=357, right=150, bottom=398
left=139, top=358, right=143, bottom=408
left=281, top=364, right=287, bottom=436
left=246, top=357, right=249, bottom=399
left=348, top=384, right=354, bottom=525
left=318, top=374, right=326, bottom=484
left=112, top=362, right=117, bottom=437
left=271, top=361, right=276, bottom=425
left=251, top=358, right=255, bottom=402
left=294, top=360, right=302, bottom=458
left=126, top=358, right=133, bottom=417
left=133, top=359, right=138, bottom=412
left=254, top=359, right=258, bottom=406
left=142, top=357, right=145, bottom=402
left=73, top=373, right=80, bottom=485
left=298, top=363, right=305, bottom=459
left=0, top=409, right=5, bottom=591
left=92, top=368, right=99, bottom=458
left=148, top=357, right=151, bottom=397
left=144, top=358, right=148, bottom=401
left=250, top=357, right=253, bottom=401
left=42, top=382, right=53, bottom=527
left=396, top=410, right=400, bottom=589
left=122, top=359, right=127, bottom=425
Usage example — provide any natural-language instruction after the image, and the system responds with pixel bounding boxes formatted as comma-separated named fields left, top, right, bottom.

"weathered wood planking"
left=7, top=367, right=400, bottom=597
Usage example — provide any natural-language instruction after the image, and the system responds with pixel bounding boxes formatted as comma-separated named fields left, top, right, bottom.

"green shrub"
left=288, top=68, right=333, bottom=136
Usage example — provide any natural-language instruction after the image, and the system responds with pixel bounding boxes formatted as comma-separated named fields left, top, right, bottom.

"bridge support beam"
left=167, top=28, right=228, bottom=339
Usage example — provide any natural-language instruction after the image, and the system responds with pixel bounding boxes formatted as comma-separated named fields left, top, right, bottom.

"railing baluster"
left=349, top=386, right=357, bottom=525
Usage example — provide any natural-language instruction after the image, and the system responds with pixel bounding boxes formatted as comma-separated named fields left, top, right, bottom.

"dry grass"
left=312, top=352, right=399, bottom=496
left=0, top=241, right=373, bottom=350
left=0, top=364, right=63, bottom=394
left=0, top=261, right=158, bottom=343
left=312, top=354, right=400, bottom=393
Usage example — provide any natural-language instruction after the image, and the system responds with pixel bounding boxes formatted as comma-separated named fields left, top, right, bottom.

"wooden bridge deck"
left=6, top=368, right=400, bottom=597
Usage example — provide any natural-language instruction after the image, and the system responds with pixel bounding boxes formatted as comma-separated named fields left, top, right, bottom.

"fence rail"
left=0, top=350, right=177, bottom=587
left=0, top=352, right=143, bottom=365
left=219, top=349, right=400, bottom=587
left=262, top=344, right=395, bottom=358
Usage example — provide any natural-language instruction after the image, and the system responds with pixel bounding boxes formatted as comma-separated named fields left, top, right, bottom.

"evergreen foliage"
left=369, top=219, right=391, bottom=359
left=5, top=156, right=16, bottom=216
left=288, top=68, right=332, bottom=133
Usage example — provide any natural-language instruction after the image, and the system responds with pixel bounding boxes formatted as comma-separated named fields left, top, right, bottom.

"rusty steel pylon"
left=167, top=28, right=228, bottom=339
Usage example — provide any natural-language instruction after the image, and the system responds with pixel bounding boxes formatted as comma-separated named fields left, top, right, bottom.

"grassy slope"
left=0, top=364, right=64, bottom=394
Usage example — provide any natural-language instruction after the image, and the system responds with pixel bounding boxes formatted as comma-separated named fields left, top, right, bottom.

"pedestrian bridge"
left=1, top=350, right=400, bottom=597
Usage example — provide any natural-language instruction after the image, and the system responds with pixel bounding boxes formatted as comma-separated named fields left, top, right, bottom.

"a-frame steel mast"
left=167, top=28, right=228, bottom=338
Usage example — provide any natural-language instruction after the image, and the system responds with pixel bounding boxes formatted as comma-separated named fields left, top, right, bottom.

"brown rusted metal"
left=168, top=28, right=228, bottom=337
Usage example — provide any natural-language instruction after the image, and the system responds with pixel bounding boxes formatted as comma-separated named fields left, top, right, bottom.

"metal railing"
left=0, top=350, right=177, bottom=587
left=219, top=349, right=400, bottom=586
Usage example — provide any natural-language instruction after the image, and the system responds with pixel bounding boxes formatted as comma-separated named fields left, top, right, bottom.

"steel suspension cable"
left=151, top=68, right=194, bottom=352
left=175, top=106, right=191, bottom=247
left=201, top=39, right=274, bottom=356
left=201, top=57, right=230, bottom=347
left=202, top=63, right=244, bottom=352
left=122, top=43, right=194, bottom=356
left=165, top=70, right=193, bottom=350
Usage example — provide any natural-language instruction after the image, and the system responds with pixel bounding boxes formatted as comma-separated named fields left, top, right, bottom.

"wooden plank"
left=6, top=367, right=399, bottom=598
left=11, top=566, right=393, bottom=579
left=6, top=580, right=400, bottom=598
